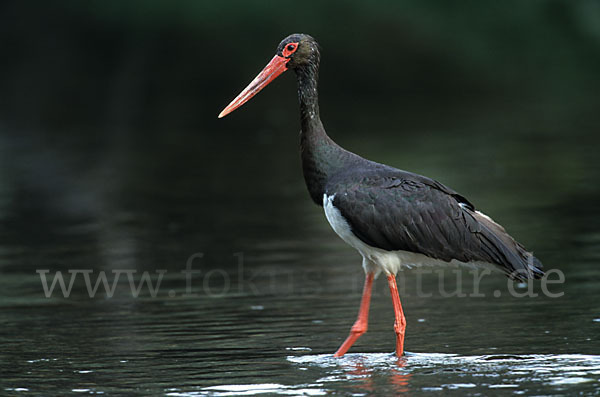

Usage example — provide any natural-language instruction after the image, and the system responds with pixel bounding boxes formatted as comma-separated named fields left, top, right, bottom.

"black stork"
left=219, top=34, right=544, bottom=357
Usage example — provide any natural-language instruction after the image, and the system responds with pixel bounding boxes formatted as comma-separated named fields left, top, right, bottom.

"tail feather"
left=471, top=210, right=544, bottom=281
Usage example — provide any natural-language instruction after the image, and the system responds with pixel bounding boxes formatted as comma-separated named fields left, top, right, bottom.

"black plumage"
left=325, top=160, right=543, bottom=281
left=283, top=34, right=544, bottom=282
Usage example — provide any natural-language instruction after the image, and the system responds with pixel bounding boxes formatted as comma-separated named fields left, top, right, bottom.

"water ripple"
left=286, top=352, right=600, bottom=393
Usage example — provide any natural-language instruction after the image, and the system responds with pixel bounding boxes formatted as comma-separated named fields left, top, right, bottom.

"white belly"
left=323, top=194, right=490, bottom=276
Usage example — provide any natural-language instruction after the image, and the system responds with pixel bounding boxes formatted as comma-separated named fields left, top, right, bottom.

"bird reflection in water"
left=342, top=356, right=412, bottom=394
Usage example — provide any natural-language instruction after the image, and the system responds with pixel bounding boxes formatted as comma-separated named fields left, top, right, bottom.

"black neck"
left=297, top=65, right=321, bottom=132
left=295, top=61, right=353, bottom=206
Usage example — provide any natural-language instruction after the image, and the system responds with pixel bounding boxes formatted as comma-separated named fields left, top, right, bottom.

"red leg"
left=387, top=274, right=406, bottom=357
left=334, top=272, right=375, bottom=357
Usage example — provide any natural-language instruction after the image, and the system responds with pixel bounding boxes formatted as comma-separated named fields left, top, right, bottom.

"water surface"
left=1, top=101, right=600, bottom=395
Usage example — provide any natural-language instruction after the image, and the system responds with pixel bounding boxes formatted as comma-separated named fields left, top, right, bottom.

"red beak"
left=218, top=55, right=290, bottom=118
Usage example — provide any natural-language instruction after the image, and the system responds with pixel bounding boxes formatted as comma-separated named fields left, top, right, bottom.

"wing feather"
left=326, top=170, right=543, bottom=280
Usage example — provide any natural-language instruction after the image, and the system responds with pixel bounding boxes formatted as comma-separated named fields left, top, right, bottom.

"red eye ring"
left=282, top=42, right=299, bottom=58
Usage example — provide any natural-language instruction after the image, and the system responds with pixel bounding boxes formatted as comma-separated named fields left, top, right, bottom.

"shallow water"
left=1, top=101, right=600, bottom=395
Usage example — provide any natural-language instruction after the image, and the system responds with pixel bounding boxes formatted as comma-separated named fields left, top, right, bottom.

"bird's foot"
left=393, top=320, right=406, bottom=357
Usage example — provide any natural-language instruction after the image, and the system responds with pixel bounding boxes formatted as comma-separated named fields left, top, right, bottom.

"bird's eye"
left=282, top=42, right=299, bottom=57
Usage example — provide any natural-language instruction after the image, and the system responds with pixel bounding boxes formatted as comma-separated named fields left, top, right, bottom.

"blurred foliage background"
left=1, top=0, right=599, bottom=135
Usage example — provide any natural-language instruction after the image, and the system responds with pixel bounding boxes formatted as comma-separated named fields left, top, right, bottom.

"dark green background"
left=2, top=0, right=599, bottom=134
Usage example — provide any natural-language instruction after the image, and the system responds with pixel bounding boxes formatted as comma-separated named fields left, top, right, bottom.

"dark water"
left=1, top=101, right=600, bottom=395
